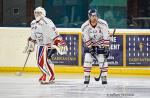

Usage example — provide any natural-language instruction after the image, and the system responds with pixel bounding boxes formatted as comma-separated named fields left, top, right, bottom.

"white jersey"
left=81, top=19, right=110, bottom=47
left=30, top=17, right=59, bottom=46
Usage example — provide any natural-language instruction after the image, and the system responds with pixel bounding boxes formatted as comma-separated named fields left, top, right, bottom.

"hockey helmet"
left=34, top=7, right=46, bottom=21
left=88, top=8, right=97, bottom=18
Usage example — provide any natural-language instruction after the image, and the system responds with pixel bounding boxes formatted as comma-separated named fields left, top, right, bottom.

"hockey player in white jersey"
left=81, top=9, right=110, bottom=86
left=24, top=7, right=68, bottom=84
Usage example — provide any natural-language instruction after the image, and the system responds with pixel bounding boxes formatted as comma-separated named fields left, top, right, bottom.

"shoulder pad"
left=42, top=17, right=54, bottom=25
left=81, top=20, right=89, bottom=31
left=98, top=19, right=108, bottom=26
left=30, top=20, right=36, bottom=26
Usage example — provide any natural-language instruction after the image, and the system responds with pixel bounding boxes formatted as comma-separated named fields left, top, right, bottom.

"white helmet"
left=34, top=7, right=46, bottom=21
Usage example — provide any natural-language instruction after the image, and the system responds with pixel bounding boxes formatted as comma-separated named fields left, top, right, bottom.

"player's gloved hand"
left=24, top=41, right=35, bottom=53
left=89, top=47, right=95, bottom=57
left=104, top=47, right=110, bottom=58
left=89, top=47, right=98, bottom=62
left=53, top=39, right=68, bottom=55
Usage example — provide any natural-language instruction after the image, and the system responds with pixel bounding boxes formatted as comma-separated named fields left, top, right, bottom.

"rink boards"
left=0, top=28, right=150, bottom=75
left=51, top=29, right=150, bottom=67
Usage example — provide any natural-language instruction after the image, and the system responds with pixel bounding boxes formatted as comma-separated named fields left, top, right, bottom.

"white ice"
left=0, top=73, right=150, bottom=98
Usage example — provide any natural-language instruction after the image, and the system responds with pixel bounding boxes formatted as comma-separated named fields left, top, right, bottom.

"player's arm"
left=24, top=21, right=36, bottom=53
left=81, top=25, right=96, bottom=56
left=47, top=20, right=68, bottom=55
left=81, top=25, right=92, bottom=48
left=24, top=35, right=36, bottom=53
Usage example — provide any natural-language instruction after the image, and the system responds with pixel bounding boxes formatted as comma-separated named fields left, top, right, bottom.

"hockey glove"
left=52, top=45, right=68, bottom=55
left=24, top=41, right=35, bottom=53
left=104, top=47, right=110, bottom=58
left=89, top=47, right=95, bottom=56
left=24, top=37, right=35, bottom=53
left=89, top=47, right=98, bottom=62
left=53, top=37, right=68, bottom=55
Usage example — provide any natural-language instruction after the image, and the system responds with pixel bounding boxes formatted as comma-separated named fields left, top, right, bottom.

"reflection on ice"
left=0, top=74, right=150, bottom=98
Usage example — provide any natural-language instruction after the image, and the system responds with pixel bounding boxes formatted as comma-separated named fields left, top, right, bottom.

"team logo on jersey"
left=35, top=32, right=43, bottom=42
left=89, top=29, right=97, bottom=39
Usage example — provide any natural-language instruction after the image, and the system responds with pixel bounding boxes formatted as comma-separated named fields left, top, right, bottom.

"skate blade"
left=40, top=81, right=51, bottom=84
left=49, top=81, right=55, bottom=84
left=84, top=84, right=89, bottom=87
left=40, top=81, right=55, bottom=85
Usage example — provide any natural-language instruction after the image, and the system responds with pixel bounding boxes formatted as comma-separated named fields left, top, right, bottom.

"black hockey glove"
left=104, top=47, right=110, bottom=58
left=89, top=47, right=95, bottom=57
left=89, top=47, right=98, bottom=62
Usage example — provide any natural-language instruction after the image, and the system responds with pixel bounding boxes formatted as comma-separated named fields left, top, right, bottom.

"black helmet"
left=88, top=8, right=97, bottom=17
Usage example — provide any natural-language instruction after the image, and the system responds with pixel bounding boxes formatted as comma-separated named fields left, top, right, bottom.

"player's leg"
left=47, top=49, right=57, bottom=82
left=40, top=46, right=56, bottom=84
left=83, top=53, right=93, bottom=85
left=38, top=47, right=56, bottom=84
left=46, top=53, right=55, bottom=83
left=96, top=54, right=108, bottom=84
left=37, top=46, right=50, bottom=83
left=47, top=60, right=55, bottom=82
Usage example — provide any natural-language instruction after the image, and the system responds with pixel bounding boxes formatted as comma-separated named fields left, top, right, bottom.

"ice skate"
left=49, top=77, right=55, bottom=84
left=84, top=76, right=90, bottom=87
left=39, top=74, right=46, bottom=82
left=101, top=76, right=107, bottom=85
left=40, top=75, right=55, bottom=84
left=40, top=74, right=49, bottom=84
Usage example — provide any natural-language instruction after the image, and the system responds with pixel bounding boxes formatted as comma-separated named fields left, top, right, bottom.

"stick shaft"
left=21, top=52, right=30, bottom=72
left=94, top=58, right=106, bottom=81
left=94, top=28, right=116, bottom=81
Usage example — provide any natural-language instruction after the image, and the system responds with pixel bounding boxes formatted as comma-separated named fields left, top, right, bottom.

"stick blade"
left=94, top=77, right=100, bottom=81
left=15, top=72, right=23, bottom=76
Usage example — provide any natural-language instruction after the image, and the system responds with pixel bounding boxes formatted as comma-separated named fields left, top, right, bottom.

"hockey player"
left=81, top=9, right=110, bottom=86
left=24, top=7, right=68, bottom=84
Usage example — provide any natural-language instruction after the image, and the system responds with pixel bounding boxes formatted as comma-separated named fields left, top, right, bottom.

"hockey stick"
left=92, top=54, right=98, bottom=62
left=94, top=58, right=107, bottom=81
left=16, top=52, right=31, bottom=76
left=94, top=28, right=116, bottom=81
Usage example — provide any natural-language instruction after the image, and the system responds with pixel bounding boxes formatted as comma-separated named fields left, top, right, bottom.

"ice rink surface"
left=0, top=73, right=150, bottom=98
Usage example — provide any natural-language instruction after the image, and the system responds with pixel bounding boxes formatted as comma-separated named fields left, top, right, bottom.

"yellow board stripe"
left=1, top=66, right=150, bottom=75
